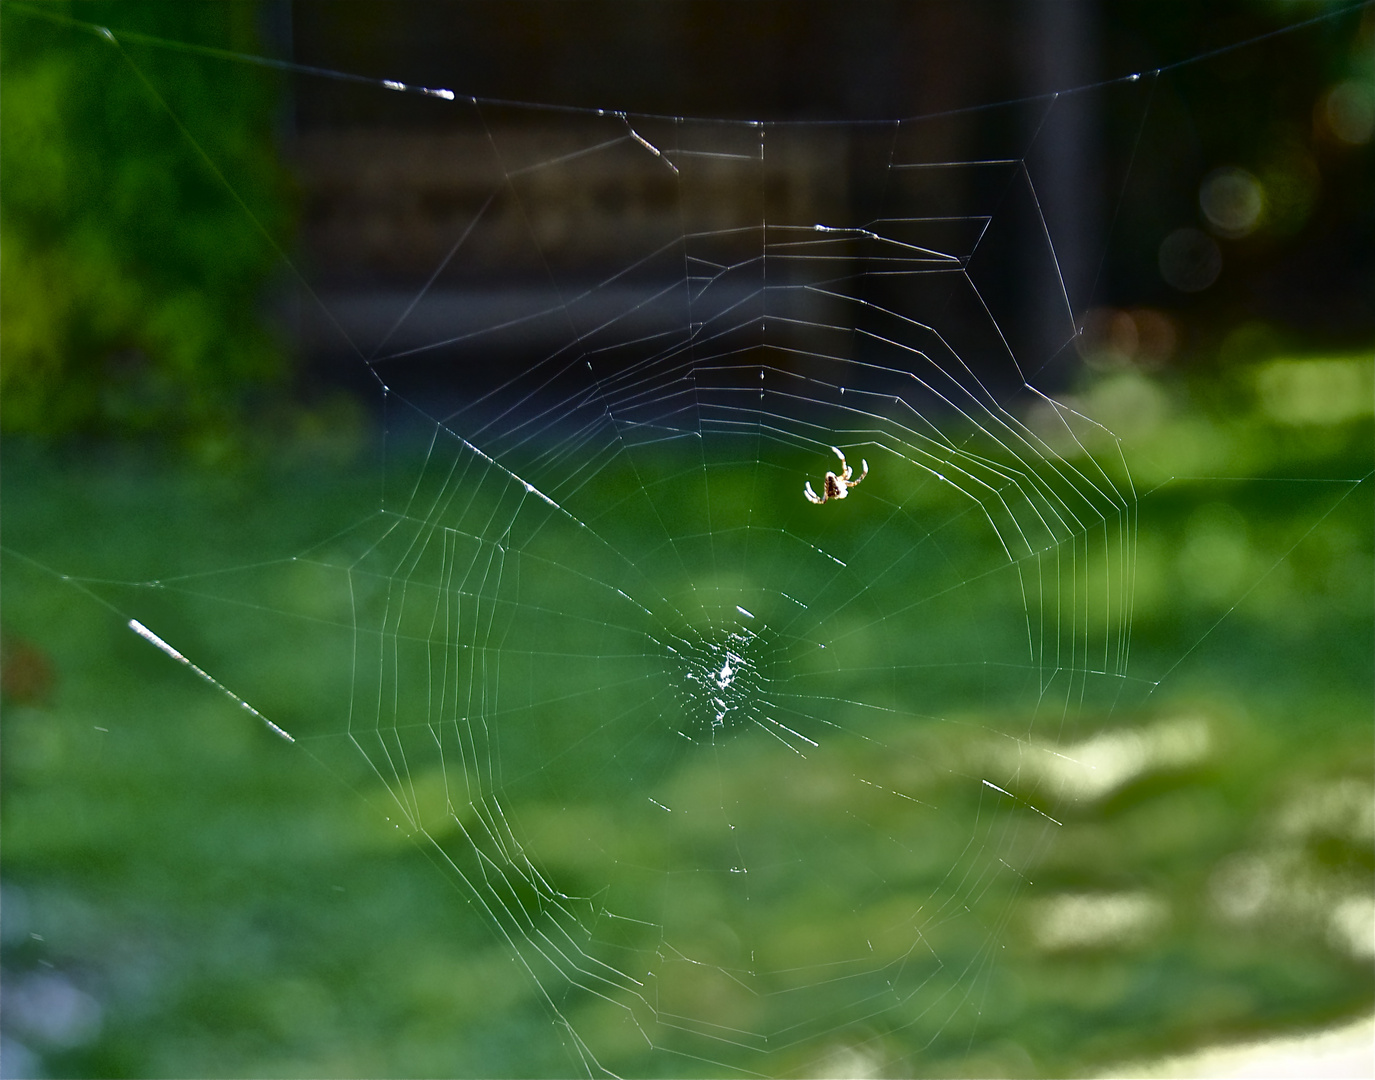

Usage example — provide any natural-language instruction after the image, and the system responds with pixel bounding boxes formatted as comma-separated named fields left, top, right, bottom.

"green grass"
left=2, top=366, right=1372, bottom=1078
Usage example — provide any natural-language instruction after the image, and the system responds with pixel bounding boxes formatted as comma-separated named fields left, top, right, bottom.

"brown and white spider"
left=804, top=446, right=868, bottom=504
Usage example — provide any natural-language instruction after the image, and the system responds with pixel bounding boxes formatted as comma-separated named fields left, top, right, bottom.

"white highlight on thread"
left=628, top=128, right=679, bottom=174
left=127, top=619, right=295, bottom=743
left=981, top=779, right=1061, bottom=826
left=380, top=78, right=455, bottom=100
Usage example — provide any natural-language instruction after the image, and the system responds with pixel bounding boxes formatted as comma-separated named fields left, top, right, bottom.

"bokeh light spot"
left=1199, top=166, right=1264, bottom=238
left=1158, top=227, right=1222, bottom=292
left=1323, top=79, right=1375, bottom=145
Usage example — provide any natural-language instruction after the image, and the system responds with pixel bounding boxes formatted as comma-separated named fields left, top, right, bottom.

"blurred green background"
left=3, top=365, right=1370, bottom=1079
left=2, top=2, right=1372, bottom=1078
left=0, top=2, right=295, bottom=452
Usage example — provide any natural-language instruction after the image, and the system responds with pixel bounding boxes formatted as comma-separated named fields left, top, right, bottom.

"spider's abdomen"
left=825, top=473, right=845, bottom=499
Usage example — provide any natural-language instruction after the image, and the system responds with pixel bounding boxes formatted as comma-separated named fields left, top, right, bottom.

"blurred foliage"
left=0, top=1, right=292, bottom=448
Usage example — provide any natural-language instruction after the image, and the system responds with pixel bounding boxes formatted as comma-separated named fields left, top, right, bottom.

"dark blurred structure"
left=3, top=2, right=1368, bottom=440
left=273, top=1, right=1372, bottom=398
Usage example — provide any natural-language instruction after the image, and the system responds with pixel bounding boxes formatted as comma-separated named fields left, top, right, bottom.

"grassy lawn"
left=2, top=361, right=1371, bottom=1078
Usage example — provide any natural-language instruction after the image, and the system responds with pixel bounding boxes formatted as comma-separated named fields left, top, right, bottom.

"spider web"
left=9, top=6, right=1372, bottom=1078
left=193, top=97, right=1139, bottom=1078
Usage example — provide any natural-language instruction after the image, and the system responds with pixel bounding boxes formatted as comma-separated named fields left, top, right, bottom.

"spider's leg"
left=804, top=481, right=825, bottom=504
left=828, top=446, right=850, bottom=480
left=850, top=459, right=868, bottom=485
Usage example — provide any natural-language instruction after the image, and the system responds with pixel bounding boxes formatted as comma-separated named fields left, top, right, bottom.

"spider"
left=804, top=446, right=868, bottom=504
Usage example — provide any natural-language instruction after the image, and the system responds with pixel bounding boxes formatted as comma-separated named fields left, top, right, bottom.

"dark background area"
left=280, top=1, right=1373, bottom=333
left=282, top=1, right=1347, bottom=122
left=3, top=1, right=1371, bottom=441
left=265, top=1, right=1374, bottom=427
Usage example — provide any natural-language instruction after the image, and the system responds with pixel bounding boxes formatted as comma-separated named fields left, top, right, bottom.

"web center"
left=671, top=622, right=771, bottom=742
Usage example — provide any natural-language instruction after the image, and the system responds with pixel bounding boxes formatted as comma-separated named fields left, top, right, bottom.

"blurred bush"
left=0, top=1, right=292, bottom=446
